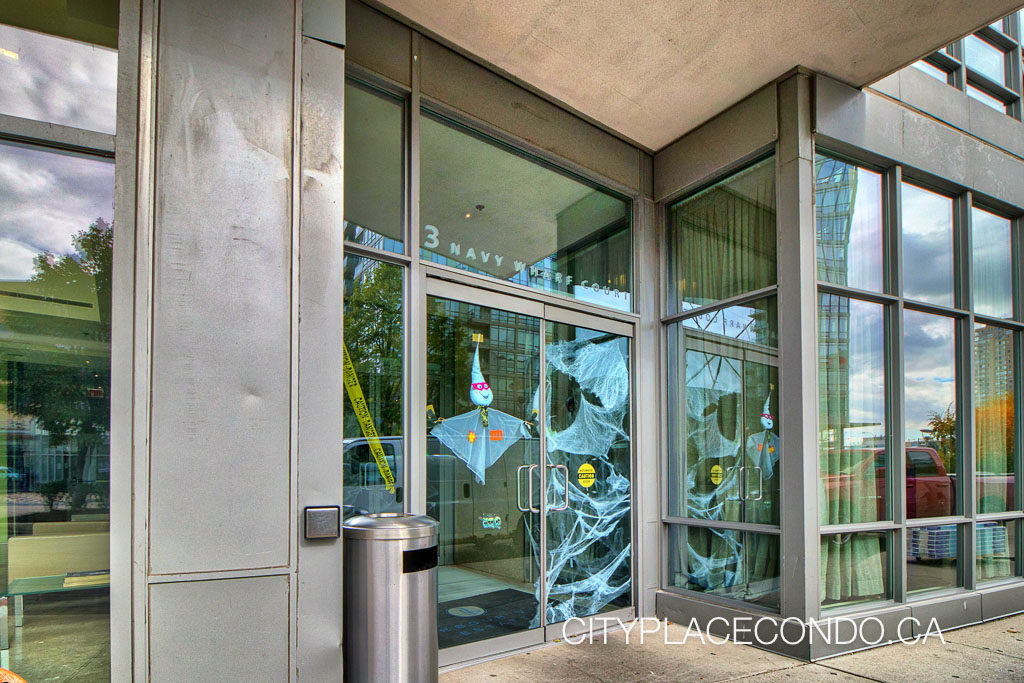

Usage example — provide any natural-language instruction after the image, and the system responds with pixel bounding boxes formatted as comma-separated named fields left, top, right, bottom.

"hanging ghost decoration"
left=430, top=333, right=532, bottom=484
left=745, top=390, right=779, bottom=480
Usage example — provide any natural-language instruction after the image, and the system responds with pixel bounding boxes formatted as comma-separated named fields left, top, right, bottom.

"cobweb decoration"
left=531, top=337, right=632, bottom=625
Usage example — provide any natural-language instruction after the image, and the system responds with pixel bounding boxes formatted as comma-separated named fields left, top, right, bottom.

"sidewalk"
left=442, top=613, right=1024, bottom=682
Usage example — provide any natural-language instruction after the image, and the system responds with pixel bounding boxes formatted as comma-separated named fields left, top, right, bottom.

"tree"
left=927, top=403, right=957, bottom=474
left=5, top=218, right=112, bottom=511
left=344, top=260, right=404, bottom=437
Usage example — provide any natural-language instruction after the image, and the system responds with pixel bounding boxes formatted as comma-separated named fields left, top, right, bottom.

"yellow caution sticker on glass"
left=710, top=464, right=723, bottom=485
left=577, top=463, right=596, bottom=488
left=343, top=344, right=396, bottom=494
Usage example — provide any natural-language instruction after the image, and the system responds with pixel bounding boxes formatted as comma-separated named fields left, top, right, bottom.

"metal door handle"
left=549, top=464, right=570, bottom=511
left=750, top=466, right=764, bottom=501
left=516, top=465, right=530, bottom=512
left=528, top=464, right=540, bottom=513
left=726, top=466, right=741, bottom=500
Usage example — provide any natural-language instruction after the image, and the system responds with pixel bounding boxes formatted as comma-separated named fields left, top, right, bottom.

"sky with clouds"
left=0, top=25, right=116, bottom=284
left=0, top=24, right=117, bottom=134
left=901, top=183, right=955, bottom=307
left=0, top=143, right=114, bottom=282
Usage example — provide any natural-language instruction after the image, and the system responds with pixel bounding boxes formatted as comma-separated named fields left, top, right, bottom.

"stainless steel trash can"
left=344, top=513, right=439, bottom=682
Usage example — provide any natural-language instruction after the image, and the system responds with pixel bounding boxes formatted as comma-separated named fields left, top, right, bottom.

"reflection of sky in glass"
left=903, top=310, right=956, bottom=441
left=681, top=297, right=777, bottom=349
left=0, top=23, right=117, bottom=134
left=911, top=60, right=948, bottom=84
left=971, top=207, right=1013, bottom=318
left=815, top=156, right=884, bottom=291
left=967, top=84, right=1006, bottom=113
left=901, top=183, right=954, bottom=307
left=0, top=142, right=114, bottom=281
left=964, top=34, right=1006, bottom=85
left=820, top=296, right=885, bottom=447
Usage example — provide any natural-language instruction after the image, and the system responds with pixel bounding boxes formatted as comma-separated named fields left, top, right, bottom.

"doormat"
left=437, top=588, right=538, bottom=649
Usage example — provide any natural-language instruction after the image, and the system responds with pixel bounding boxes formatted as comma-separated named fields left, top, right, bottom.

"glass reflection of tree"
left=343, top=261, right=403, bottom=437
left=5, top=218, right=112, bottom=512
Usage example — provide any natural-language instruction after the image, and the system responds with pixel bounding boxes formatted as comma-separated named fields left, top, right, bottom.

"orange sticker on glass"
left=490, top=429, right=504, bottom=441
left=467, top=431, right=476, bottom=443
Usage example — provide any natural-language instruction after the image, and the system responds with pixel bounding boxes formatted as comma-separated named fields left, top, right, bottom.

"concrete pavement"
left=441, top=613, right=1024, bottom=682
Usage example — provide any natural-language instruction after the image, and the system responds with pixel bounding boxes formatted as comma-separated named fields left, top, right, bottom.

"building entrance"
left=424, top=278, right=634, bottom=664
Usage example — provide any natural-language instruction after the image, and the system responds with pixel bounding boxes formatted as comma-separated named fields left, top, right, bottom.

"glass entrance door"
left=543, top=319, right=632, bottom=628
left=425, top=284, right=634, bottom=656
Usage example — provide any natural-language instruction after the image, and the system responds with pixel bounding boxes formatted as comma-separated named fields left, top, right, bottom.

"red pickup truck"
left=823, top=446, right=1015, bottom=518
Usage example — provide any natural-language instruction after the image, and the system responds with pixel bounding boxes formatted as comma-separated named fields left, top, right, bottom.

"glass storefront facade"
left=814, top=150, right=1023, bottom=608
left=343, top=66, right=637, bottom=660
left=663, top=157, right=781, bottom=611
left=0, top=21, right=116, bottom=680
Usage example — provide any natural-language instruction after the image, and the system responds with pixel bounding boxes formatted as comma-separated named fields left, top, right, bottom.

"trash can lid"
left=343, top=513, right=438, bottom=540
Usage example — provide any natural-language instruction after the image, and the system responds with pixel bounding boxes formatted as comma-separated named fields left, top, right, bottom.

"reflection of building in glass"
left=975, top=325, right=1014, bottom=405
left=815, top=159, right=858, bottom=449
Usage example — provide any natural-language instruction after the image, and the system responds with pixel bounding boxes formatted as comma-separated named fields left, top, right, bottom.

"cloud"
left=0, top=25, right=117, bottom=134
left=0, top=143, right=114, bottom=282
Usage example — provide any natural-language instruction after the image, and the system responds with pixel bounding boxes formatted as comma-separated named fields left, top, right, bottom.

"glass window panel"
left=901, top=183, right=955, bottom=307
left=977, top=519, right=1017, bottom=582
left=0, top=24, right=116, bottom=134
left=821, top=532, right=889, bottom=608
left=965, top=34, right=1008, bottom=85
left=343, top=256, right=404, bottom=515
left=911, top=60, right=950, bottom=84
left=344, top=82, right=404, bottom=252
left=904, top=310, right=958, bottom=518
left=819, top=296, right=887, bottom=523
left=0, top=142, right=113, bottom=679
left=667, top=158, right=776, bottom=313
left=966, top=83, right=1008, bottom=113
left=667, top=526, right=780, bottom=611
left=975, top=324, right=1016, bottom=513
left=971, top=207, right=1014, bottom=319
left=666, top=298, right=779, bottom=524
left=419, top=112, right=631, bottom=311
left=907, top=524, right=961, bottom=593
left=814, top=155, right=884, bottom=291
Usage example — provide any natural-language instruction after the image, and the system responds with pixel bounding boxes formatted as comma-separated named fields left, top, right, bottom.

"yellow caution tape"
left=342, top=344, right=396, bottom=493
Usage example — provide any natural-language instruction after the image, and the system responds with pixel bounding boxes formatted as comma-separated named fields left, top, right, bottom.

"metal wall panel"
left=419, top=37, right=642, bottom=192
left=816, top=74, right=1024, bottom=207
left=149, top=576, right=290, bottom=681
left=653, top=85, right=777, bottom=202
left=296, top=36, right=346, bottom=681
left=149, top=0, right=295, bottom=574
left=346, top=0, right=412, bottom=85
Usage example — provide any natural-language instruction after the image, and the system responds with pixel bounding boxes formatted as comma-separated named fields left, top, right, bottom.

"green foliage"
left=38, top=480, right=68, bottom=511
left=344, top=260, right=404, bottom=437
left=927, top=403, right=958, bottom=474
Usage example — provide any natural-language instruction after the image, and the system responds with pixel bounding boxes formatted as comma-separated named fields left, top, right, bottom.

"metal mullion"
left=887, top=166, right=907, bottom=602
left=662, top=517, right=781, bottom=536
left=965, top=68, right=1018, bottom=103
left=973, top=313, right=1024, bottom=329
left=538, top=321, right=549, bottom=628
left=1016, top=328, right=1024, bottom=515
left=660, top=285, right=779, bottom=325
left=949, top=41, right=967, bottom=91
left=820, top=521, right=900, bottom=534
left=406, top=31, right=426, bottom=516
left=901, top=299, right=970, bottom=319
left=816, top=282, right=899, bottom=306
left=0, top=113, right=116, bottom=157
left=342, top=240, right=413, bottom=266
left=346, top=62, right=413, bottom=98
left=977, top=511, right=1024, bottom=522
left=957, top=192, right=976, bottom=591
left=1014, top=216, right=1024, bottom=323
left=905, top=515, right=972, bottom=528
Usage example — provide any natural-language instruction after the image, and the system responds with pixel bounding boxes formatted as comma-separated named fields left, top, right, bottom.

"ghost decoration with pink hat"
left=430, top=332, right=533, bottom=484
left=745, top=389, right=779, bottom=496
